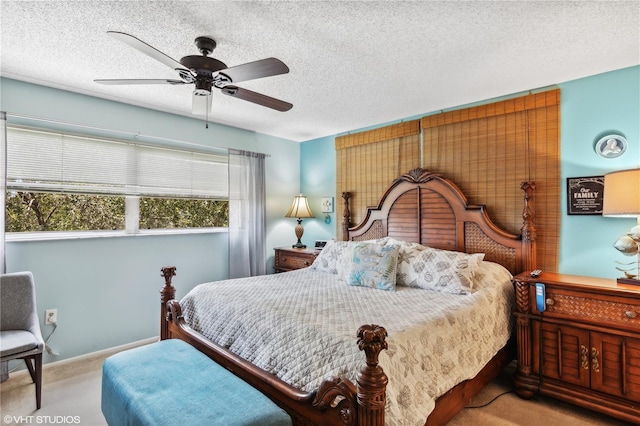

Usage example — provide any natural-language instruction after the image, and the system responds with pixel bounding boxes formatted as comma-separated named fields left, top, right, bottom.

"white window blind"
left=6, top=126, right=228, bottom=199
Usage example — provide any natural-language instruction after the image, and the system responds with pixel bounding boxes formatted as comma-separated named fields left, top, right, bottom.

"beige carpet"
left=448, top=362, right=630, bottom=426
left=0, top=343, right=629, bottom=426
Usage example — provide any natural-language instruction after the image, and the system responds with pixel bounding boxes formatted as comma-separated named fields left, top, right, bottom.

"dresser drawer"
left=541, top=285, right=640, bottom=331
left=274, top=247, right=318, bottom=272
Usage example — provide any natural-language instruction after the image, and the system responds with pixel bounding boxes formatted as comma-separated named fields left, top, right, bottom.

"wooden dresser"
left=513, top=272, right=640, bottom=424
left=273, top=247, right=319, bottom=273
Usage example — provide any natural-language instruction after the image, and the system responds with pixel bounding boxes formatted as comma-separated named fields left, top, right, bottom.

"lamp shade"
left=285, top=195, right=315, bottom=219
left=603, top=169, right=640, bottom=217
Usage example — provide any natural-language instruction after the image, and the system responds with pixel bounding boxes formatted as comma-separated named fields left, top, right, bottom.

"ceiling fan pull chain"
left=206, top=95, right=209, bottom=129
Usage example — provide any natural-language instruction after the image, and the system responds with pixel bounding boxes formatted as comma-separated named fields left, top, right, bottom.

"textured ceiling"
left=1, top=1, right=639, bottom=142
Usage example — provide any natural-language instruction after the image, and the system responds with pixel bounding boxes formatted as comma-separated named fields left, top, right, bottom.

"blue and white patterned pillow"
left=347, top=242, right=399, bottom=291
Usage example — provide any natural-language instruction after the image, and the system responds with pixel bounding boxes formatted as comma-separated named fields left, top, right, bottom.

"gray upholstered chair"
left=0, top=271, right=44, bottom=409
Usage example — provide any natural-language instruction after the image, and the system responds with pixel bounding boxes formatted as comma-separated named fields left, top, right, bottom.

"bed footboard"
left=159, top=267, right=388, bottom=426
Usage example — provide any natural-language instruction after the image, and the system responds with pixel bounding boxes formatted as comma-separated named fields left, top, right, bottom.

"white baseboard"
left=48, top=336, right=159, bottom=368
left=4, top=336, right=159, bottom=384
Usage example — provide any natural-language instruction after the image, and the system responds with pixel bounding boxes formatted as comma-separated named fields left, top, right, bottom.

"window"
left=5, top=192, right=125, bottom=232
left=5, top=125, right=229, bottom=235
left=139, top=197, right=228, bottom=229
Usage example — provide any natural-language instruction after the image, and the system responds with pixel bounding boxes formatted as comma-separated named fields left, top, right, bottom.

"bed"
left=159, top=168, right=537, bottom=425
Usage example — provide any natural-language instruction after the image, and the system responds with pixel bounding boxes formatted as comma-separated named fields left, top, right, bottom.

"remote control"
left=530, top=269, right=542, bottom=278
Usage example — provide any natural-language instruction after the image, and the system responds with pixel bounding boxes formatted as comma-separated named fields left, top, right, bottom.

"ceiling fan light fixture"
left=95, top=32, right=292, bottom=114
left=194, top=78, right=212, bottom=96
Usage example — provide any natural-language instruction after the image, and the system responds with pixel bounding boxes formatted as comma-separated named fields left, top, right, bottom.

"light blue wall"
left=559, top=66, right=640, bottom=277
left=6, top=233, right=228, bottom=356
left=298, top=135, right=336, bottom=246
left=1, top=77, right=301, bottom=363
left=300, top=65, right=640, bottom=280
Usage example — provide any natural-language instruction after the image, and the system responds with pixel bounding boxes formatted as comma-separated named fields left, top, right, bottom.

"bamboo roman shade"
left=421, top=89, right=560, bottom=271
left=336, top=121, right=420, bottom=226
left=336, top=89, right=560, bottom=272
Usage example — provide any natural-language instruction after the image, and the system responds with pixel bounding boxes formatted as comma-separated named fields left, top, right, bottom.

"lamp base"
left=616, top=277, right=640, bottom=286
left=292, top=219, right=306, bottom=249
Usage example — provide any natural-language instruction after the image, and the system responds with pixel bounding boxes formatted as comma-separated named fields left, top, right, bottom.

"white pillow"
left=337, top=243, right=356, bottom=281
left=310, top=240, right=352, bottom=273
left=380, top=238, right=428, bottom=286
left=403, top=247, right=485, bottom=294
left=473, top=260, right=513, bottom=290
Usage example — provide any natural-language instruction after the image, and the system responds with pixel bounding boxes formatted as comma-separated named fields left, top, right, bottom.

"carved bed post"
left=160, top=266, right=176, bottom=340
left=513, top=275, right=540, bottom=398
left=514, top=181, right=539, bottom=399
left=520, top=181, right=537, bottom=271
left=342, top=192, right=352, bottom=241
left=356, top=325, right=388, bottom=426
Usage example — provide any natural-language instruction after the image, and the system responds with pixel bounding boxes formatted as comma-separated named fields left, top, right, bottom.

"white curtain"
left=0, top=108, right=5, bottom=376
left=1, top=111, right=6, bottom=274
left=228, top=149, right=266, bottom=278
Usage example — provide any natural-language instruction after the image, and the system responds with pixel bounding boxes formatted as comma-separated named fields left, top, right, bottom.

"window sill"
left=5, top=227, right=228, bottom=242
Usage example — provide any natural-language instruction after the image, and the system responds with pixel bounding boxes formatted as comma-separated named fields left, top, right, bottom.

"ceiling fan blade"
left=107, top=31, right=194, bottom=77
left=221, top=86, right=292, bottom=112
left=94, top=79, right=187, bottom=85
left=218, top=58, right=289, bottom=84
left=192, top=93, right=213, bottom=116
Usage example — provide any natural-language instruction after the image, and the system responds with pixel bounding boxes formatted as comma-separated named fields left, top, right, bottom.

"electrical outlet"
left=45, top=309, right=57, bottom=325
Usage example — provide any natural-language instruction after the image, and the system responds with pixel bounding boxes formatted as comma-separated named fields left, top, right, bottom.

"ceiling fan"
left=95, top=31, right=292, bottom=115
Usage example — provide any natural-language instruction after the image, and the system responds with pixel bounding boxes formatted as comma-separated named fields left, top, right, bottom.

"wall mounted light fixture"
left=321, top=197, right=334, bottom=224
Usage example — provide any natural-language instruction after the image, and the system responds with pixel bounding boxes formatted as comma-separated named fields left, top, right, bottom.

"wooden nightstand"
left=513, top=272, right=640, bottom=424
left=274, top=247, right=319, bottom=273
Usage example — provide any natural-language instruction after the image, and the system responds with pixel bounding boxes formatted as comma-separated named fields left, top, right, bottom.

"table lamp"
left=285, top=194, right=314, bottom=248
left=603, top=169, right=640, bottom=285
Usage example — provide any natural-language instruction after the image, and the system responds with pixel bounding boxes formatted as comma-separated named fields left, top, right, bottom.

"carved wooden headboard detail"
left=341, top=168, right=536, bottom=275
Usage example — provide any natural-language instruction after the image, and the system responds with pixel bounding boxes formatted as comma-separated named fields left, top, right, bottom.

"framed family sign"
left=567, top=176, right=604, bottom=215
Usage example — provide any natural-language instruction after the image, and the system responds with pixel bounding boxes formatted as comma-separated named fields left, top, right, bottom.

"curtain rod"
left=4, top=112, right=268, bottom=157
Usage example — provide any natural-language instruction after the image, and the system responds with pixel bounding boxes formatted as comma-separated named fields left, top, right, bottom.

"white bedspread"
left=180, top=261, right=514, bottom=425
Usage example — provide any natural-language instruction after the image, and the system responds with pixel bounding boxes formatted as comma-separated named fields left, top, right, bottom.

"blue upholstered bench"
left=101, top=339, right=292, bottom=426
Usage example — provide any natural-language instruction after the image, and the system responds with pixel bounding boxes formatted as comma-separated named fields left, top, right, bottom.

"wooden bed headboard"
left=342, top=168, right=536, bottom=275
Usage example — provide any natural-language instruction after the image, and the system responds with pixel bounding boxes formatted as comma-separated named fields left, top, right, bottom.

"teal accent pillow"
left=347, top=242, right=399, bottom=291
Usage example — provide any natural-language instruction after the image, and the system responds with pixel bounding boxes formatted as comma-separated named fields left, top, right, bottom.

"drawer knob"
left=545, top=298, right=554, bottom=306
left=625, top=311, right=637, bottom=319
